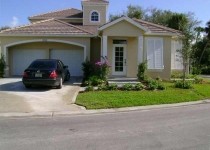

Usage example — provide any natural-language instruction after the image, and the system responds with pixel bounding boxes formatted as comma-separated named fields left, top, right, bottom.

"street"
left=0, top=103, right=210, bottom=150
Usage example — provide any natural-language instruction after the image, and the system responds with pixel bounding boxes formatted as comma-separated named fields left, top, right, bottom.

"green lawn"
left=76, top=81, right=210, bottom=109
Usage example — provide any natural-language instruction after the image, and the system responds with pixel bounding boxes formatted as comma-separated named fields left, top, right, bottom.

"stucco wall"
left=103, top=20, right=144, bottom=37
left=107, top=37, right=138, bottom=77
left=144, top=36, right=172, bottom=80
left=83, top=5, right=107, bottom=26
left=90, top=37, right=101, bottom=63
left=0, top=36, right=90, bottom=77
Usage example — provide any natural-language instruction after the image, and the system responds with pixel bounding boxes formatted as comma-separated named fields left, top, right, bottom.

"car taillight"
left=23, top=72, right=29, bottom=78
left=49, top=70, right=58, bottom=78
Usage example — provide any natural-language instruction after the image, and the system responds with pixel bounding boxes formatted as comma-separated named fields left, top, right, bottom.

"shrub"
left=147, top=79, right=158, bottom=90
left=193, top=76, right=203, bottom=84
left=171, top=71, right=182, bottom=78
left=82, top=60, right=94, bottom=81
left=156, top=76, right=162, bottom=82
left=88, top=76, right=104, bottom=86
left=98, top=84, right=108, bottom=91
left=157, top=83, right=166, bottom=90
left=107, top=84, right=118, bottom=91
left=122, top=84, right=133, bottom=91
left=0, top=54, right=6, bottom=78
left=85, top=86, right=94, bottom=92
left=134, top=83, right=144, bottom=91
left=137, top=61, right=147, bottom=81
left=174, top=80, right=193, bottom=89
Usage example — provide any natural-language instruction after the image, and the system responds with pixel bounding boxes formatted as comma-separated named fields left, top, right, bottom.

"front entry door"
left=112, top=44, right=127, bottom=76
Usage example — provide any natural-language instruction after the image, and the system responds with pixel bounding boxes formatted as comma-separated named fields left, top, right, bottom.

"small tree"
left=177, top=28, right=194, bottom=86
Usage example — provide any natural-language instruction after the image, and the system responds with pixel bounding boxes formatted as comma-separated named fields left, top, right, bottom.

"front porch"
left=98, top=17, right=146, bottom=78
left=101, top=36, right=144, bottom=78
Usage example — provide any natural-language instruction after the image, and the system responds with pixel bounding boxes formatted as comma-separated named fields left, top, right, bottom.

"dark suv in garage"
left=22, top=59, right=70, bottom=89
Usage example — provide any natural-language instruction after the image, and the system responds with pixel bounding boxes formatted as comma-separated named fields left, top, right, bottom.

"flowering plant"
left=95, top=56, right=110, bottom=80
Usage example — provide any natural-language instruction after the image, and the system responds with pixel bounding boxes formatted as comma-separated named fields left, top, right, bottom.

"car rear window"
left=29, top=60, right=56, bottom=69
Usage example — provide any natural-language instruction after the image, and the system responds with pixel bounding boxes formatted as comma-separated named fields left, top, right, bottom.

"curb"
left=0, top=99, right=210, bottom=118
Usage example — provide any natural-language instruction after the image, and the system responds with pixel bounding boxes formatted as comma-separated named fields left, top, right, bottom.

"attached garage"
left=50, top=49, right=84, bottom=76
left=11, top=49, right=48, bottom=76
left=8, top=41, right=86, bottom=77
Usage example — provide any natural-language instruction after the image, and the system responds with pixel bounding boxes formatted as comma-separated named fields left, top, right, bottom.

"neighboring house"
left=0, top=0, right=183, bottom=79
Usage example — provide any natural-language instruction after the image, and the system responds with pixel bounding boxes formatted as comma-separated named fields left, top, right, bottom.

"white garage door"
left=50, top=49, right=84, bottom=76
left=12, top=49, right=48, bottom=76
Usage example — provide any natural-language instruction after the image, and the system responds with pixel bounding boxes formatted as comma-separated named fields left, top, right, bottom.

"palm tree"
left=199, top=20, right=210, bottom=64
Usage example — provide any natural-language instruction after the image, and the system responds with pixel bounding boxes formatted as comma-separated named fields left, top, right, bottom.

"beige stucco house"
left=0, top=0, right=183, bottom=79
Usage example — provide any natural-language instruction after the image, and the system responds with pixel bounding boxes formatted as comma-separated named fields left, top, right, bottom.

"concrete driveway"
left=0, top=77, right=84, bottom=113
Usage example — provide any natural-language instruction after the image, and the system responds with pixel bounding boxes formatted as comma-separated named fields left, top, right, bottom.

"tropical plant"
left=0, top=54, right=6, bottom=77
left=137, top=61, right=147, bottom=81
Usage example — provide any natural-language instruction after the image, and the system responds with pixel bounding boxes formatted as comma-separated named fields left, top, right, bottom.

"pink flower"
left=95, top=61, right=103, bottom=66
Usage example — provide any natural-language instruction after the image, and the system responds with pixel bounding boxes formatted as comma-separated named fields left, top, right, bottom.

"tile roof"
left=76, top=25, right=98, bottom=35
left=0, top=19, right=94, bottom=36
left=29, top=8, right=83, bottom=20
left=133, top=18, right=182, bottom=35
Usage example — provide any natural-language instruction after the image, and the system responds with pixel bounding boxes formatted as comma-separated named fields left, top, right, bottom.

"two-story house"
left=0, top=0, right=183, bottom=79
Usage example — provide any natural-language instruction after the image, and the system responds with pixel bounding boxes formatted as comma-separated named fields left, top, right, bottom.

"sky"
left=0, top=0, right=210, bottom=28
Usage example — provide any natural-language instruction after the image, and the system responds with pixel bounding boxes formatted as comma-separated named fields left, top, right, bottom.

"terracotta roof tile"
left=0, top=19, right=93, bottom=36
left=29, top=8, right=83, bottom=20
left=133, top=18, right=182, bottom=35
left=75, top=25, right=98, bottom=35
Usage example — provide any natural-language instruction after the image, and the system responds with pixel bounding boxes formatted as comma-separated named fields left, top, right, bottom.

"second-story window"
left=91, top=11, right=99, bottom=22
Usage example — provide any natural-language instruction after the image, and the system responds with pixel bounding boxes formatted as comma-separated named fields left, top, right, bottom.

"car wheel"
left=65, top=72, right=70, bottom=81
left=57, top=78, right=63, bottom=89
left=25, top=85, right=31, bottom=88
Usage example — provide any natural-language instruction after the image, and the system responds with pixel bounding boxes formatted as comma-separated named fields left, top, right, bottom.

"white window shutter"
left=147, top=39, right=154, bottom=69
left=154, top=39, right=163, bottom=69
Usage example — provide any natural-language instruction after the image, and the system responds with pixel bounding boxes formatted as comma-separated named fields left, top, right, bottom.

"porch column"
left=138, top=36, right=143, bottom=64
left=102, top=36, right=108, bottom=60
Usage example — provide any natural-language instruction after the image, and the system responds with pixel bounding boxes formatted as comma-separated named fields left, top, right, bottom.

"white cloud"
left=10, top=16, right=19, bottom=27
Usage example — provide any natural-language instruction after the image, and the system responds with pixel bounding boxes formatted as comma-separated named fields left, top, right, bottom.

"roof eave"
left=0, top=34, right=96, bottom=37
left=145, top=32, right=182, bottom=36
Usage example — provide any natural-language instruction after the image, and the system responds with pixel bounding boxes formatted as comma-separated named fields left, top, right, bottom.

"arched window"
left=91, top=11, right=99, bottom=22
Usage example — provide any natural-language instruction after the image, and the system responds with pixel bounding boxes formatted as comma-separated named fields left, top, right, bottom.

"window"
left=147, top=38, right=164, bottom=69
left=91, top=11, right=99, bottom=22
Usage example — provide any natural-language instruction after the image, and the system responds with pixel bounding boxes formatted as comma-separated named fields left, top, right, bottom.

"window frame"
left=146, top=37, right=164, bottom=70
left=90, top=10, right=100, bottom=22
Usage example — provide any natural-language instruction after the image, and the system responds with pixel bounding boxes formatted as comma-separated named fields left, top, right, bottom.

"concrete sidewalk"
left=0, top=98, right=210, bottom=118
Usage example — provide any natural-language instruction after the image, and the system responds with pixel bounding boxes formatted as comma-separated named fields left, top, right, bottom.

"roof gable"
left=98, top=16, right=148, bottom=32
